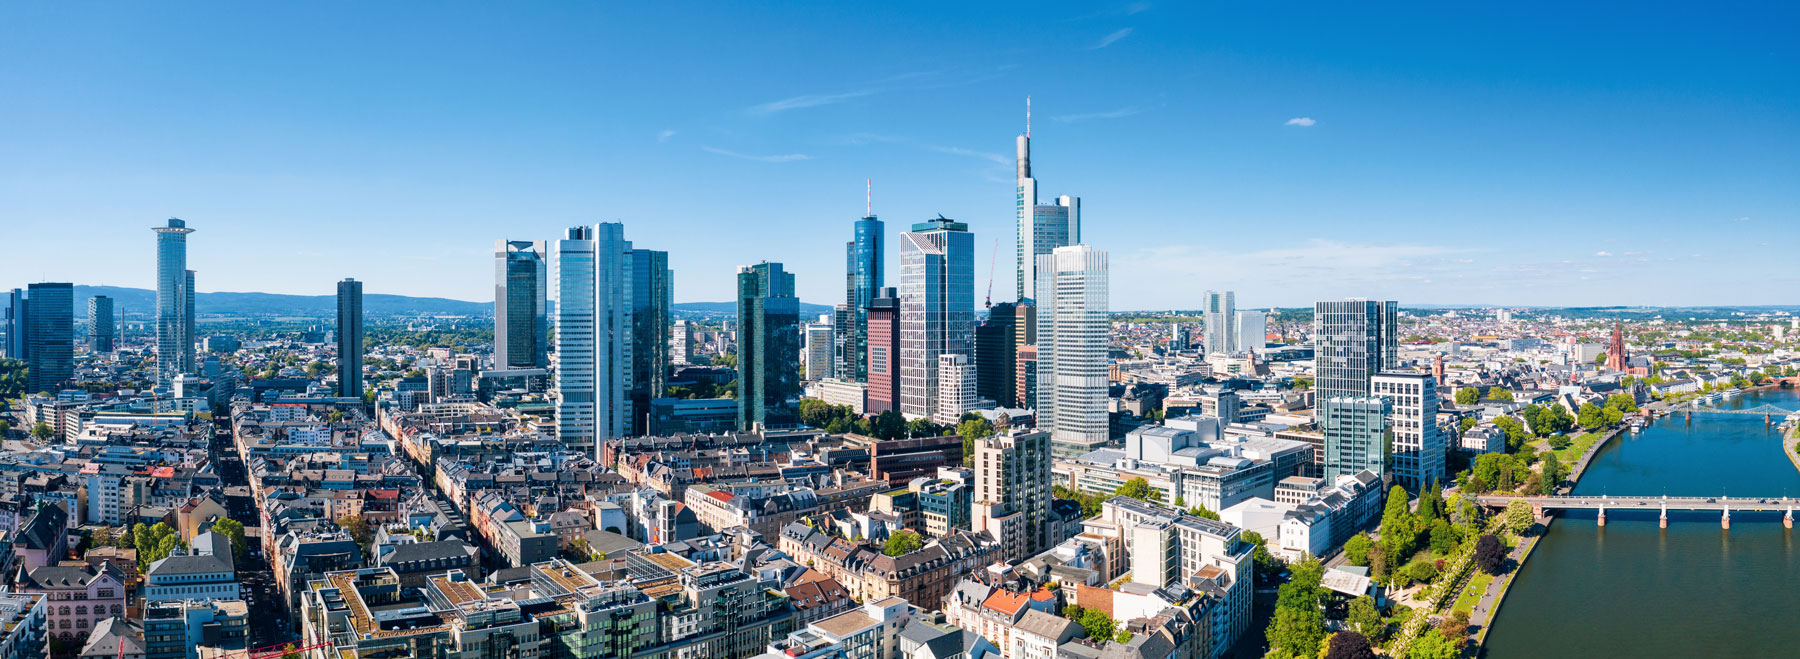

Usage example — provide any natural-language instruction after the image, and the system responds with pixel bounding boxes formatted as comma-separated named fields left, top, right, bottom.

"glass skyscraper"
left=898, top=218, right=974, bottom=420
left=25, top=282, right=72, bottom=394
left=736, top=262, right=800, bottom=430
left=87, top=295, right=114, bottom=353
left=1014, top=127, right=1080, bottom=304
left=1036, top=245, right=1109, bottom=458
left=2, top=288, right=24, bottom=360
left=153, top=218, right=196, bottom=386
left=493, top=240, right=548, bottom=370
left=835, top=214, right=883, bottom=382
left=336, top=279, right=363, bottom=398
left=975, top=302, right=1017, bottom=408
left=628, top=248, right=671, bottom=436
left=554, top=224, right=634, bottom=454
left=1314, top=299, right=1399, bottom=480
left=1204, top=290, right=1236, bottom=355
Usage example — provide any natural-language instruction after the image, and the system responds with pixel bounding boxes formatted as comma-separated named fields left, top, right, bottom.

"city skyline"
left=3, top=3, right=1796, bottom=309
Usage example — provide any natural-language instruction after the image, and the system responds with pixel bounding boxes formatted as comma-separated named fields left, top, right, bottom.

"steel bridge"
left=1477, top=495, right=1800, bottom=529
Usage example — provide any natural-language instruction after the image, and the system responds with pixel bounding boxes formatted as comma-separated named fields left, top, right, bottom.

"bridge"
left=1476, top=495, right=1800, bottom=529
left=1677, top=403, right=1796, bottom=416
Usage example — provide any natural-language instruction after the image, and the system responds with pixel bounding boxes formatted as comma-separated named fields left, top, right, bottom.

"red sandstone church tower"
left=1606, top=322, right=1627, bottom=371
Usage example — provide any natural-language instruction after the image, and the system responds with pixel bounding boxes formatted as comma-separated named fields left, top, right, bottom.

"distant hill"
left=68, top=286, right=489, bottom=317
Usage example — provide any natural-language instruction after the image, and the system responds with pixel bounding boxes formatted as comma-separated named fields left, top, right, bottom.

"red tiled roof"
left=704, top=490, right=734, bottom=503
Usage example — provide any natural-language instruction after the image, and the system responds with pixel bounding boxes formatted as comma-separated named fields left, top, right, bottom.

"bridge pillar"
left=1660, top=505, right=1667, bottom=529
left=1685, top=411, right=1692, bottom=425
left=1786, top=508, right=1793, bottom=530
left=1722, top=507, right=1730, bottom=531
left=1597, top=506, right=1606, bottom=527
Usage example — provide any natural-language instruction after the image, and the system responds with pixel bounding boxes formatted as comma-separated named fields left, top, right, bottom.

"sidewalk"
left=1468, top=518, right=1547, bottom=644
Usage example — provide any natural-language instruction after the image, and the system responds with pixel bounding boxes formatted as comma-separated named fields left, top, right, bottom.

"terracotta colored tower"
left=1606, top=322, right=1626, bottom=371
left=1432, top=354, right=1446, bottom=387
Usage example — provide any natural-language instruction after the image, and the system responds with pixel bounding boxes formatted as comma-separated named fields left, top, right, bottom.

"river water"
left=1482, top=388, right=1800, bottom=658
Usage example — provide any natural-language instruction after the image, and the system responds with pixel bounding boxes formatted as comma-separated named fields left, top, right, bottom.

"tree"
left=1487, top=388, right=1514, bottom=402
left=1455, top=387, right=1479, bottom=405
left=1240, top=530, right=1280, bottom=579
left=1604, top=393, right=1638, bottom=413
left=135, top=522, right=180, bottom=569
left=1473, top=534, right=1506, bottom=575
left=882, top=530, right=923, bottom=557
left=1577, top=403, right=1606, bottom=430
left=957, top=417, right=994, bottom=467
left=211, top=518, right=248, bottom=562
left=1504, top=499, right=1535, bottom=535
left=1185, top=505, right=1221, bottom=521
left=1417, top=480, right=1442, bottom=524
left=1406, top=628, right=1460, bottom=659
left=1323, top=630, right=1378, bottom=659
left=1342, top=534, right=1372, bottom=567
left=29, top=422, right=53, bottom=441
left=1428, top=520, right=1456, bottom=556
left=1402, top=559, right=1438, bottom=584
left=1346, top=596, right=1384, bottom=641
left=1075, top=607, right=1117, bottom=641
left=1379, top=485, right=1416, bottom=558
left=1266, top=606, right=1325, bottom=659
left=1458, top=416, right=1478, bottom=433
left=338, top=515, right=375, bottom=553
left=1115, top=477, right=1160, bottom=503
left=1539, top=452, right=1562, bottom=495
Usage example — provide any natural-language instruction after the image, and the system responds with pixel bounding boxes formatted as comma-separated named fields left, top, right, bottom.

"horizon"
left=3, top=3, right=1796, bottom=308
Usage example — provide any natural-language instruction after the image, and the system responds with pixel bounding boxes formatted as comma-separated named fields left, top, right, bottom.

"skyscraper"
left=865, top=288, right=900, bottom=414
left=1203, top=290, right=1235, bottom=355
left=25, top=283, right=72, bottom=394
left=972, top=430, right=1052, bottom=565
left=934, top=353, right=977, bottom=425
left=3, top=289, right=27, bottom=360
left=554, top=224, right=634, bottom=453
left=628, top=248, right=672, bottom=435
left=1315, top=299, right=1399, bottom=480
left=836, top=213, right=883, bottom=382
left=1036, top=245, right=1109, bottom=458
left=803, top=318, right=834, bottom=381
left=1373, top=372, right=1444, bottom=488
left=493, top=240, right=549, bottom=370
left=736, top=262, right=800, bottom=430
left=671, top=320, right=694, bottom=365
left=1234, top=309, right=1266, bottom=353
left=154, top=218, right=196, bottom=385
left=336, top=279, right=364, bottom=398
left=899, top=218, right=975, bottom=420
left=974, top=302, right=1017, bottom=408
left=88, top=295, right=114, bottom=353
left=1013, top=301, right=1036, bottom=406
left=1014, top=105, right=1081, bottom=304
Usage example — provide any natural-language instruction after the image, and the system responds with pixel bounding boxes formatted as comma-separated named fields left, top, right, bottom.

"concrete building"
left=933, top=354, right=979, bottom=426
left=670, top=319, right=695, bottom=365
left=865, top=289, right=901, bottom=414
left=816, top=379, right=868, bottom=414
left=142, top=532, right=238, bottom=603
left=1036, top=246, right=1109, bottom=457
left=1372, top=373, right=1445, bottom=488
left=1203, top=291, right=1235, bottom=355
left=1095, top=497, right=1253, bottom=657
left=972, top=431, right=1052, bottom=565
left=899, top=218, right=975, bottom=421
left=16, top=563, right=125, bottom=646
left=1234, top=310, right=1266, bottom=353
left=0, top=590, right=47, bottom=659
left=804, top=320, right=835, bottom=381
left=738, top=262, right=801, bottom=430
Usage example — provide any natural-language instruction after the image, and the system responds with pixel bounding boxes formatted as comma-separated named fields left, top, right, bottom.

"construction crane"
left=984, top=238, right=999, bottom=309
left=211, top=639, right=335, bottom=659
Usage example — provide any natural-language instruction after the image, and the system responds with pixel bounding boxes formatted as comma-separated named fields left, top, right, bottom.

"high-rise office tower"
left=493, top=240, right=549, bottom=370
left=1170, top=323, right=1191, bottom=352
left=1014, top=104, right=1080, bottom=305
left=1012, top=301, right=1036, bottom=406
left=1203, top=290, right=1235, bottom=355
left=836, top=213, right=883, bottom=382
left=1315, top=299, right=1399, bottom=480
left=972, top=430, right=1052, bottom=565
left=628, top=248, right=672, bottom=435
left=899, top=218, right=975, bottom=420
left=336, top=279, right=364, bottom=398
left=3, top=289, right=26, bottom=360
left=1234, top=309, right=1266, bottom=353
left=1373, top=373, right=1445, bottom=488
left=803, top=318, right=834, bottom=381
left=1016, top=345, right=1038, bottom=409
left=736, top=262, right=800, bottom=430
left=974, top=302, right=1018, bottom=408
left=933, top=354, right=978, bottom=425
left=865, top=288, right=900, bottom=414
left=154, top=218, right=197, bottom=385
left=88, top=296, right=115, bottom=353
left=25, top=283, right=72, bottom=394
left=554, top=224, right=634, bottom=453
left=1036, top=245, right=1109, bottom=458
left=670, top=320, right=694, bottom=365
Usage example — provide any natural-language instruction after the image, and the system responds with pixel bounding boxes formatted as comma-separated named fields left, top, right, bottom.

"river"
left=1482, top=388, right=1800, bottom=658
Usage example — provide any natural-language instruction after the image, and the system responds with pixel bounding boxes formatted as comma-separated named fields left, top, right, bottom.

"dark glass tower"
left=975, top=302, right=1017, bottom=407
left=153, top=218, right=196, bottom=385
left=836, top=214, right=884, bottom=382
left=88, top=295, right=115, bottom=353
left=736, top=262, right=800, bottom=430
left=493, top=240, right=548, bottom=369
left=628, top=249, right=671, bottom=435
left=25, top=283, right=72, bottom=394
left=336, top=279, right=364, bottom=398
left=1314, top=298, right=1398, bottom=480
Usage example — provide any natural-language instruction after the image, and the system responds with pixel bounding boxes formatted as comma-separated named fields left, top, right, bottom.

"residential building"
left=899, top=218, right=974, bottom=421
left=759, top=598, right=912, bottom=659
left=1203, top=291, right=1234, bottom=355
left=671, top=319, right=695, bottom=365
left=738, top=262, right=802, bottom=430
left=493, top=240, right=549, bottom=370
left=336, top=279, right=363, bottom=398
left=1093, top=497, right=1253, bottom=656
left=87, top=296, right=114, bottom=354
left=1314, top=299, right=1398, bottom=480
left=374, top=541, right=482, bottom=590
left=1015, top=346, right=1037, bottom=412
left=975, top=303, right=1018, bottom=408
left=1036, top=246, right=1108, bottom=457
left=0, top=590, right=46, bottom=659
left=16, top=563, right=125, bottom=646
left=1372, top=373, right=1444, bottom=488
left=142, top=531, right=238, bottom=603
left=154, top=218, right=197, bottom=386
left=25, top=283, right=72, bottom=395
left=866, top=289, right=901, bottom=414
left=972, top=431, right=1052, bottom=565
left=554, top=223, right=633, bottom=453
left=76, top=618, right=141, bottom=659
left=933, top=354, right=978, bottom=426
left=942, top=582, right=1058, bottom=659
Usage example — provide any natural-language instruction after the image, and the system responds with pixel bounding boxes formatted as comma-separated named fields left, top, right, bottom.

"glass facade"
left=838, top=215, right=883, bottom=382
left=24, top=283, right=72, bottom=394
left=336, top=279, right=363, bottom=398
left=1314, top=299, right=1398, bottom=480
left=86, top=295, right=114, bottom=353
left=898, top=219, right=974, bottom=419
left=736, top=262, right=800, bottom=430
left=628, top=249, right=671, bottom=435
left=1036, top=246, right=1109, bottom=450
left=494, top=240, right=548, bottom=370
left=153, top=218, right=196, bottom=385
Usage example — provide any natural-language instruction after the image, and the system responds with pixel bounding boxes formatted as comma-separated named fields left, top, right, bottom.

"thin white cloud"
left=702, top=146, right=812, bottom=163
left=657, top=129, right=676, bottom=143
left=1734, top=216, right=1751, bottom=222
left=748, top=90, right=875, bottom=115
left=1285, top=117, right=1317, bottom=127
left=1125, top=2, right=1151, bottom=15
left=1054, top=106, right=1145, bottom=123
left=1091, top=28, right=1134, bottom=49
left=1595, top=251, right=1613, bottom=257
left=928, top=145, right=1008, bottom=165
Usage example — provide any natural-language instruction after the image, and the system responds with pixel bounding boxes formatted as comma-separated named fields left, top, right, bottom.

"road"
left=1473, top=494, right=1800, bottom=512
left=212, top=422, right=296, bottom=649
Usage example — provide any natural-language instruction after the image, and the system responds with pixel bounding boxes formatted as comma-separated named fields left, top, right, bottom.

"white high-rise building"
left=803, top=318, right=834, bottom=381
left=1203, top=290, right=1235, bottom=355
left=670, top=319, right=694, bottom=365
left=1234, top=309, right=1266, bottom=353
left=933, top=353, right=977, bottom=426
left=1373, top=372, right=1445, bottom=488
left=553, top=224, right=633, bottom=455
left=1036, top=245, right=1109, bottom=458
left=1014, top=105, right=1080, bottom=304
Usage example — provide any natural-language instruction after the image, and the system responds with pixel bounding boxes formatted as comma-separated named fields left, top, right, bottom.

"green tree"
left=957, top=417, right=994, bottom=467
left=1577, top=403, right=1606, bottom=430
left=1504, top=499, right=1535, bottom=535
left=1539, top=452, right=1562, bottom=495
left=211, top=518, right=248, bottom=562
left=1428, top=519, right=1456, bottom=555
left=1185, top=505, right=1221, bottom=521
left=1406, top=628, right=1461, bottom=659
left=1342, top=534, right=1372, bottom=567
left=29, top=422, right=53, bottom=441
left=1454, top=387, right=1478, bottom=405
left=1379, top=485, right=1416, bottom=558
left=1345, top=596, right=1384, bottom=641
left=1458, top=416, right=1478, bottom=433
left=1075, top=608, right=1118, bottom=641
left=338, top=515, right=375, bottom=555
left=1267, top=559, right=1329, bottom=659
left=1239, top=530, right=1280, bottom=579
left=1115, top=477, right=1161, bottom=504
left=1487, top=387, right=1514, bottom=402
left=881, top=530, right=923, bottom=557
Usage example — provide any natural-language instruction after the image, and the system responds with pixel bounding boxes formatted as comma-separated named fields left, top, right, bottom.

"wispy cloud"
left=1054, top=106, right=1145, bottom=123
left=749, top=90, right=875, bottom=115
left=1734, top=216, right=1751, bottom=222
left=1091, top=28, right=1134, bottom=49
left=928, top=145, right=1008, bottom=165
left=1125, top=2, right=1151, bottom=14
left=1595, top=251, right=1613, bottom=257
left=702, top=146, right=812, bottom=163
left=1285, top=117, right=1317, bottom=127
left=657, top=129, right=676, bottom=143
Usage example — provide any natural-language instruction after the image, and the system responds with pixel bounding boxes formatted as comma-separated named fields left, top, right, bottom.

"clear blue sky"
left=2, top=2, right=1795, bottom=309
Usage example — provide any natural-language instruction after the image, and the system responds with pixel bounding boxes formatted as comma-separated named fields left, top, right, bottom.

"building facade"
left=1203, top=291, right=1234, bottom=355
left=1314, top=299, right=1398, bottom=480
left=898, top=219, right=974, bottom=421
left=972, top=431, right=1052, bottom=565
left=837, top=214, right=884, bottom=383
left=737, top=262, right=801, bottom=430
left=1036, top=246, right=1108, bottom=457
left=336, top=279, right=363, bottom=398
left=24, top=283, right=72, bottom=395
left=554, top=224, right=634, bottom=453
left=1371, top=373, right=1444, bottom=489
left=629, top=249, right=672, bottom=436
left=153, top=218, right=196, bottom=386
left=493, top=240, right=549, bottom=370
left=86, top=296, right=114, bottom=354
left=975, top=303, right=1017, bottom=408
left=864, top=289, right=900, bottom=414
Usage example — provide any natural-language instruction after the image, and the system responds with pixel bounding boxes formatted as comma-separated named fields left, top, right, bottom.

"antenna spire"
left=866, top=178, right=872, bottom=217
left=1026, top=96, right=1032, bottom=138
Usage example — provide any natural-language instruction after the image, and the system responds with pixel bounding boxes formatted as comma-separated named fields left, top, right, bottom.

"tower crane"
left=984, top=238, right=999, bottom=309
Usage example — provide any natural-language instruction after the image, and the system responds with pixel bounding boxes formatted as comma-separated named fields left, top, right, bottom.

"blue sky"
left=2, top=2, right=1795, bottom=309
